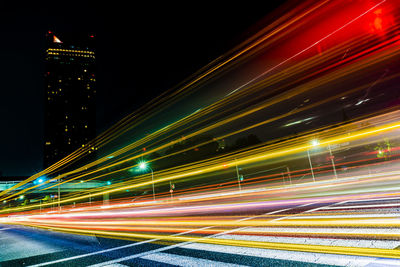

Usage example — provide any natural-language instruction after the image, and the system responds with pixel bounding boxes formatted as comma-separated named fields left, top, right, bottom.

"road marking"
left=177, top=242, right=377, bottom=267
left=30, top=204, right=289, bottom=266
left=304, top=199, right=349, bottom=213
left=28, top=225, right=214, bottom=267
left=215, top=233, right=400, bottom=249
left=289, top=213, right=399, bottom=219
left=87, top=203, right=318, bottom=267
left=321, top=203, right=400, bottom=210
left=140, top=252, right=247, bottom=267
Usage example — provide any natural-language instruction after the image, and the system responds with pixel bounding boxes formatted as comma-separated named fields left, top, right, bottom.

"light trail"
left=2, top=1, right=400, bottom=264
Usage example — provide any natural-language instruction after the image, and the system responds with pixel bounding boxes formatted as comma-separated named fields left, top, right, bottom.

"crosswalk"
left=2, top=196, right=400, bottom=266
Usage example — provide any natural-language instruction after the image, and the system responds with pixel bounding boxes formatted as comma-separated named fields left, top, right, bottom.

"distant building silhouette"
left=43, top=31, right=96, bottom=168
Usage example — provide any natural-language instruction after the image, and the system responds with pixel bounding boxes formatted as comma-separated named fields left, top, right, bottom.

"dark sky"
left=0, top=1, right=286, bottom=176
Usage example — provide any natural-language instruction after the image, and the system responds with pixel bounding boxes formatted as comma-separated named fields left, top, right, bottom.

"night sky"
left=0, top=1, right=286, bottom=176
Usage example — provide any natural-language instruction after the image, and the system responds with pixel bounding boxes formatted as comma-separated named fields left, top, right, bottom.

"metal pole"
left=307, top=150, right=316, bottom=182
left=150, top=168, right=155, bottom=201
left=169, top=181, right=173, bottom=200
left=58, top=177, right=61, bottom=211
left=235, top=159, right=242, bottom=191
left=328, top=145, right=338, bottom=179
left=286, top=166, right=292, bottom=185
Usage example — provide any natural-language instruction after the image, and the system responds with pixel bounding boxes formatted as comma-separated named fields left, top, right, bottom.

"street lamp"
left=234, top=159, right=242, bottom=192
left=57, top=176, right=61, bottom=211
left=327, top=144, right=338, bottom=179
left=139, top=162, right=155, bottom=201
left=307, top=139, right=319, bottom=182
left=308, top=139, right=338, bottom=182
left=311, top=139, right=320, bottom=147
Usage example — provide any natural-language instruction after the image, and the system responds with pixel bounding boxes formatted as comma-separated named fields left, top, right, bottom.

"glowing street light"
left=138, top=162, right=155, bottom=201
left=311, top=139, right=320, bottom=147
left=34, top=176, right=46, bottom=185
left=139, top=162, right=147, bottom=170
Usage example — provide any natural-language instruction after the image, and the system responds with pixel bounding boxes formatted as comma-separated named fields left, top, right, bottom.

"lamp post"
left=58, top=176, right=61, bottom=211
left=328, top=144, right=338, bottom=179
left=235, top=158, right=242, bottom=192
left=286, top=166, right=292, bottom=185
left=307, top=150, right=315, bottom=182
left=139, top=162, right=155, bottom=201
left=307, top=139, right=319, bottom=182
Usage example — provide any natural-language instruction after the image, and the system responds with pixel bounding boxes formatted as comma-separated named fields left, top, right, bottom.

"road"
left=2, top=195, right=400, bottom=267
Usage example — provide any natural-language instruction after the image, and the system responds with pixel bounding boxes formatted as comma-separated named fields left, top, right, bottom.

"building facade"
left=43, top=31, right=96, bottom=168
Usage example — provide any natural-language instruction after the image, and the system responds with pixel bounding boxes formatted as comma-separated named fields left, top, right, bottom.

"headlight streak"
left=5, top=222, right=400, bottom=260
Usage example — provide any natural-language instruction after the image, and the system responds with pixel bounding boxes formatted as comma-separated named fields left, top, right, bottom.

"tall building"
left=43, top=31, right=96, bottom=168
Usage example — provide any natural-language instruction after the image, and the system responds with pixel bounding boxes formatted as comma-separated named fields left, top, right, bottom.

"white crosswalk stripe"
left=140, top=252, right=247, bottom=267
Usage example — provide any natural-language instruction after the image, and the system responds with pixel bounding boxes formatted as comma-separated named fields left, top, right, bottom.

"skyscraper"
left=43, top=31, right=96, bottom=168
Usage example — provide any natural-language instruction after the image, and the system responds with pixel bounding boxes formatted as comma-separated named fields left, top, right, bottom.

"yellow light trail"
left=3, top=113, right=400, bottom=214
left=7, top=222, right=400, bottom=259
